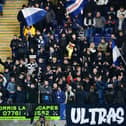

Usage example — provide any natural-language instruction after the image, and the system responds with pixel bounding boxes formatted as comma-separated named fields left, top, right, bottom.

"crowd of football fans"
left=0, top=0, right=126, bottom=105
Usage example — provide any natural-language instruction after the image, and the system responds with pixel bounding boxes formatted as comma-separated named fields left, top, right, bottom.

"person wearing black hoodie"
left=17, top=4, right=27, bottom=39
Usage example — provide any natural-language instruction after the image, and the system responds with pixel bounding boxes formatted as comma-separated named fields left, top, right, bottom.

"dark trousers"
left=20, top=22, right=25, bottom=39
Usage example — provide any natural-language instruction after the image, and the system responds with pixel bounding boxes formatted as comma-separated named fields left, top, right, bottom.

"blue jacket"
left=54, top=90, right=66, bottom=104
left=7, top=82, right=16, bottom=93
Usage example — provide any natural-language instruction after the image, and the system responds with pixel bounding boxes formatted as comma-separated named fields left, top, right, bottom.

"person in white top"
left=115, top=7, right=126, bottom=33
left=94, top=0, right=109, bottom=15
left=117, top=7, right=126, bottom=19
left=94, top=0, right=108, bottom=5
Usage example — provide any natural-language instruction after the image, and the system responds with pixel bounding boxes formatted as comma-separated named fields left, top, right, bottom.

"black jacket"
left=17, top=10, right=26, bottom=25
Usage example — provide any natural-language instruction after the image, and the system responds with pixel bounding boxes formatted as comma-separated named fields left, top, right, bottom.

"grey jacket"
left=94, top=16, right=106, bottom=28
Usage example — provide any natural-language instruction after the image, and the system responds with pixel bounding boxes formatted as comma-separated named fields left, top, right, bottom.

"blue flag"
left=65, top=0, right=88, bottom=16
left=22, top=7, right=47, bottom=26
left=112, top=40, right=121, bottom=65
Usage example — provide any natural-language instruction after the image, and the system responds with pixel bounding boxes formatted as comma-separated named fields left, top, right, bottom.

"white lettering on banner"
left=97, top=108, right=107, bottom=125
left=89, top=108, right=97, bottom=125
left=71, top=108, right=80, bottom=124
left=80, top=108, right=89, bottom=124
left=106, top=108, right=116, bottom=124
left=70, top=107, right=125, bottom=125
left=116, top=107, right=125, bottom=124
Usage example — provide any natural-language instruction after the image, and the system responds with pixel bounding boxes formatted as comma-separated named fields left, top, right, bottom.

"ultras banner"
left=66, top=104, right=126, bottom=126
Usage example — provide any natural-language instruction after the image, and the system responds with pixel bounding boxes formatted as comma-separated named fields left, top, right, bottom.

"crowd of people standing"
left=0, top=0, right=126, bottom=105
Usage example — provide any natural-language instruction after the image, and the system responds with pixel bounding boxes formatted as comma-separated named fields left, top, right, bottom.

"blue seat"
left=105, top=34, right=111, bottom=42
left=94, top=34, right=102, bottom=46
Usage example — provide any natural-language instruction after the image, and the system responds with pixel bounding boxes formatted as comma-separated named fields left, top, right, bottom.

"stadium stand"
left=0, top=0, right=27, bottom=62
left=0, top=0, right=126, bottom=106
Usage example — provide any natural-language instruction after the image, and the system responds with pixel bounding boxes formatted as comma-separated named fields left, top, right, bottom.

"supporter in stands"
left=105, top=15, right=116, bottom=34
left=6, top=76, right=16, bottom=103
left=83, top=12, right=95, bottom=42
left=112, top=73, right=126, bottom=104
left=27, top=81, right=38, bottom=103
left=116, top=31, right=125, bottom=48
left=0, top=0, right=125, bottom=105
left=72, top=15, right=83, bottom=33
left=66, top=42, right=75, bottom=59
left=115, top=14, right=126, bottom=33
left=33, top=115, right=49, bottom=126
left=28, top=0, right=39, bottom=7
left=17, top=4, right=27, bottom=39
left=59, top=33, right=68, bottom=59
left=117, top=6, right=126, bottom=19
left=94, top=0, right=108, bottom=6
left=35, top=35, right=45, bottom=50
left=10, top=35, right=19, bottom=60
left=65, top=85, right=75, bottom=104
left=52, top=86, right=66, bottom=104
left=106, top=6, right=116, bottom=19
left=0, top=74, right=8, bottom=103
left=95, top=74, right=107, bottom=104
left=75, top=84, right=88, bottom=105
left=24, top=25, right=36, bottom=40
left=0, top=0, right=5, bottom=16
left=3, top=68, right=10, bottom=81
left=88, top=42, right=97, bottom=62
left=15, top=85, right=26, bottom=103
left=54, top=0, right=65, bottom=26
left=94, top=0, right=108, bottom=15
left=84, top=0, right=96, bottom=14
left=88, top=85, right=98, bottom=104
left=40, top=80, right=52, bottom=104
left=12, top=59, right=27, bottom=78
left=109, top=0, right=126, bottom=10
left=25, top=55, right=38, bottom=75
left=0, top=74, right=7, bottom=88
left=97, top=38, right=108, bottom=53
left=94, top=11, right=106, bottom=35
left=16, top=37, right=27, bottom=60
left=44, top=5, right=56, bottom=30
left=0, top=57, right=13, bottom=70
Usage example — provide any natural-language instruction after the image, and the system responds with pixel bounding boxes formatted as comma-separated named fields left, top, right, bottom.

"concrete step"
left=3, top=10, right=19, bottom=15
left=0, top=29, right=19, bottom=32
left=0, top=44, right=10, bottom=47
left=0, top=22, right=18, bottom=24
left=0, top=19, right=18, bottom=22
left=0, top=17, right=18, bottom=19
left=0, top=32, right=19, bottom=34
left=0, top=25, right=19, bottom=27
left=0, top=49, right=11, bottom=51
left=0, top=51, right=11, bottom=54
left=5, top=1, right=26, bottom=4
left=0, top=0, right=27, bottom=61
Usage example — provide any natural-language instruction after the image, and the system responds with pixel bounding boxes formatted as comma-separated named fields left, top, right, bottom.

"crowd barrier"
left=66, top=104, right=125, bottom=126
left=0, top=104, right=125, bottom=126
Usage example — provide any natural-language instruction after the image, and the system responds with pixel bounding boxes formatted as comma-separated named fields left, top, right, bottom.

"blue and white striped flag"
left=65, top=0, right=88, bottom=16
left=112, top=40, right=121, bottom=65
left=22, top=7, right=47, bottom=26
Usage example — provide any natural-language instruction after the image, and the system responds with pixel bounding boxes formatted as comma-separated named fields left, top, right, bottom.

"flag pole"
left=120, top=50, right=126, bottom=66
